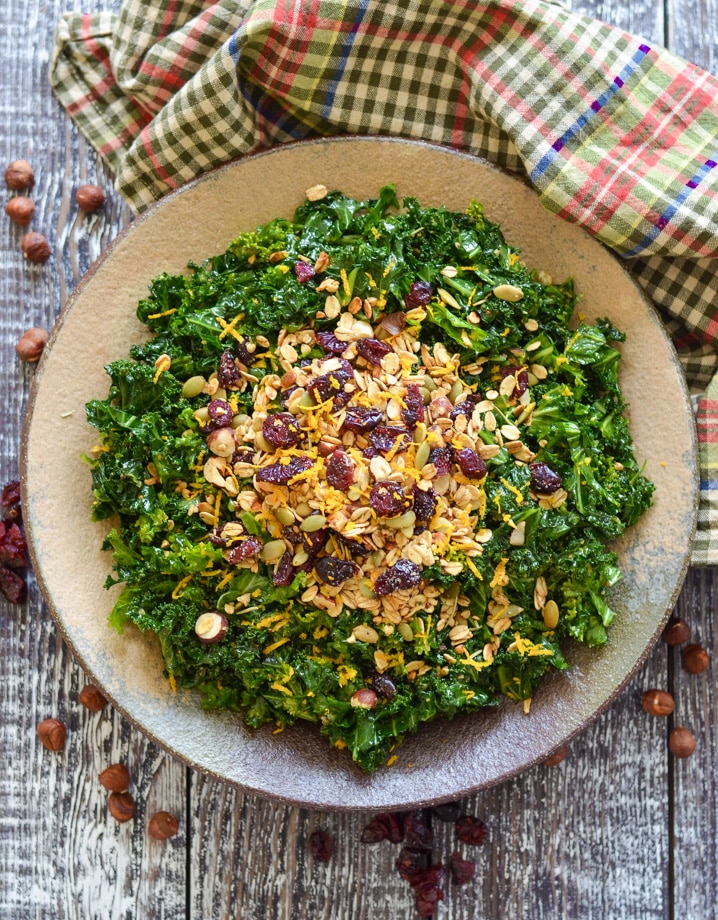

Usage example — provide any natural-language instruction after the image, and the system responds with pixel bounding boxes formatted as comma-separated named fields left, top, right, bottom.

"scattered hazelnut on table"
left=36, top=718, right=67, bottom=752
left=662, top=616, right=690, bottom=646
left=543, top=745, right=569, bottom=766
left=681, top=643, right=709, bottom=675
left=15, top=327, right=49, bottom=363
left=5, top=196, right=35, bottom=226
left=76, top=183, right=105, bottom=213
left=669, top=726, right=696, bottom=759
left=21, top=231, right=51, bottom=263
left=78, top=683, right=108, bottom=712
left=641, top=689, right=675, bottom=717
left=108, top=791, right=137, bottom=823
left=148, top=811, right=179, bottom=841
left=5, top=159, right=34, bottom=190
left=99, top=763, right=131, bottom=793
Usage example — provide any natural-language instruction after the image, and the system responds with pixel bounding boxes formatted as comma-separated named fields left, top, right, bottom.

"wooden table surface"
left=1, top=1, right=716, bottom=917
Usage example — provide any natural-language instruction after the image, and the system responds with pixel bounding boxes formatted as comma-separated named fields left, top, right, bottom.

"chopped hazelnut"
left=194, top=611, right=228, bottom=644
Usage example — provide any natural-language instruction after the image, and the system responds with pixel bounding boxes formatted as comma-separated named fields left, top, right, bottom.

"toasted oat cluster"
left=189, top=284, right=565, bottom=674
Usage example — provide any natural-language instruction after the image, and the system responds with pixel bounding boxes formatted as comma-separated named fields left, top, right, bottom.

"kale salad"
left=86, top=185, right=654, bottom=773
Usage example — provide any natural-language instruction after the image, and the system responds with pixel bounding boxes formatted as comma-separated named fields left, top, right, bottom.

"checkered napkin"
left=50, top=0, right=718, bottom=562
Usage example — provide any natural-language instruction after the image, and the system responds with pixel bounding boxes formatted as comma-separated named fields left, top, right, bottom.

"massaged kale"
left=86, top=187, right=653, bottom=773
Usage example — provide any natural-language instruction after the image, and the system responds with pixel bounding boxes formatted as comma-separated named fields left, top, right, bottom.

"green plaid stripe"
left=50, top=0, right=718, bottom=562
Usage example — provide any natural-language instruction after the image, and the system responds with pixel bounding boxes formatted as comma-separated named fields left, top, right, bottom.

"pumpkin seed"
left=261, top=540, right=287, bottom=563
left=300, top=513, right=327, bottom=532
left=181, top=375, right=207, bottom=399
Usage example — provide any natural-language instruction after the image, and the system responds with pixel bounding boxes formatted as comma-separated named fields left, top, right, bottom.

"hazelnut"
left=543, top=745, right=569, bottom=767
left=76, top=183, right=105, bottom=212
left=108, top=791, right=137, bottom=823
left=37, top=718, right=67, bottom=751
left=194, top=611, right=228, bottom=644
left=662, top=616, right=690, bottom=646
left=641, top=689, right=675, bottom=717
left=148, top=811, right=180, bottom=840
left=16, top=327, right=49, bottom=363
left=5, top=196, right=35, bottom=226
left=99, top=763, right=131, bottom=793
left=350, top=688, right=378, bottom=709
left=206, top=427, right=236, bottom=458
left=5, top=159, right=34, bottom=190
left=669, top=726, right=696, bottom=759
left=78, top=683, right=108, bottom=712
left=681, top=643, right=709, bottom=675
left=21, top=231, right=51, bottom=263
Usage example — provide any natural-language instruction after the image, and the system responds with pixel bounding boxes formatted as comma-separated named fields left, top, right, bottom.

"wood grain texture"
left=0, top=0, right=716, bottom=917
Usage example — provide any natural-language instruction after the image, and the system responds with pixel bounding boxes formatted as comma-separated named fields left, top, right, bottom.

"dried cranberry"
left=294, top=261, right=315, bottom=283
left=361, top=812, right=405, bottom=844
left=450, top=393, right=481, bottom=421
left=217, top=349, right=241, bottom=388
left=315, top=330, right=346, bottom=354
left=280, top=385, right=298, bottom=408
left=235, top=336, right=258, bottom=366
left=256, top=456, right=313, bottom=485
left=207, top=398, right=233, bottom=430
left=409, top=864, right=445, bottom=890
left=344, top=406, right=383, bottom=432
left=0, top=522, right=28, bottom=568
left=271, top=550, right=294, bottom=586
left=314, top=556, right=359, bottom=586
left=412, top=485, right=437, bottom=523
left=501, top=365, right=529, bottom=398
left=370, top=673, right=397, bottom=701
left=334, top=533, right=373, bottom=557
left=449, top=851, right=475, bottom=885
left=369, top=481, right=407, bottom=518
left=415, top=882, right=445, bottom=918
left=308, top=369, right=353, bottom=408
left=325, top=449, right=355, bottom=491
left=401, top=384, right=425, bottom=428
left=404, top=813, right=434, bottom=852
left=303, top=526, right=328, bottom=556
left=395, top=846, right=426, bottom=882
left=0, top=566, right=26, bottom=603
left=308, top=828, right=334, bottom=862
left=1, top=481, right=21, bottom=510
left=356, top=337, right=391, bottom=366
left=227, top=536, right=263, bottom=563
left=432, top=801, right=462, bottom=823
left=362, top=447, right=380, bottom=460
left=529, top=461, right=563, bottom=494
left=405, top=280, right=434, bottom=309
left=374, top=559, right=422, bottom=597
left=232, top=447, right=255, bottom=466
left=455, top=815, right=487, bottom=846
left=262, top=412, right=302, bottom=449
left=369, top=426, right=412, bottom=454
left=428, top=447, right=452, bottom=476
left=455, top=448, right=488, bottom=480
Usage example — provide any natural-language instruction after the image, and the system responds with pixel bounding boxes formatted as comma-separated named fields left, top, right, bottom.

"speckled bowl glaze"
left=22, top=138, right=697, bottom=810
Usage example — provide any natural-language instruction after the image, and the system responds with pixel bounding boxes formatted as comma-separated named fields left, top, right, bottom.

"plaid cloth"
left=50, top=0, right=718, bottom=563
